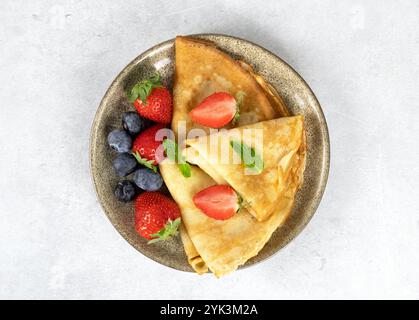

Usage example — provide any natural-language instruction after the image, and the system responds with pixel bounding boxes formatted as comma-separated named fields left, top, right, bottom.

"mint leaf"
left=232, top=91, right=245, bottom=125
left=230, top=140, right=264, bottom=174
left=162, top=139, right=177, bottom=162
left=163, top=139, right=192, bottom=178
left=230, top=139, right=243, bottom=155
left=179, top=164, right=191, bottom=178
left=132, top=151, right=158, bottom=173
left=232, top=112, right=240, bottom=125
left=237, top=193, right=243, bottom=212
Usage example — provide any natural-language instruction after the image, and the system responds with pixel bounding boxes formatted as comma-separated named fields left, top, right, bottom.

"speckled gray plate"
left=90, top=34, right=330, bottom=273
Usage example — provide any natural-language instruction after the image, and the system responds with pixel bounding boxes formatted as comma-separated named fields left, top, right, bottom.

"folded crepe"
left=162, top=117, right=306, bottom=276
left=166, top=35, right=305, bottom=275
left=186, top=116, right=305, bottom=222
left=160, top=147, right=305, bottom=276
left=179, top=223, right=208, bottom=275
left=173, top=36, right=289, bottom=136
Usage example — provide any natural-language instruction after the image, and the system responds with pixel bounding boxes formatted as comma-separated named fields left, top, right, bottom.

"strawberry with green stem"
left=132, top=124, right=167, bottom=167
left=128, top=74, right=173, bottom=124
left=135, top=192, right=181, bottom=243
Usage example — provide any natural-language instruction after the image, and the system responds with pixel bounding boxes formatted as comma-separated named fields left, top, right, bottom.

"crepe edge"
left=179, top=223, right=208, bottom=275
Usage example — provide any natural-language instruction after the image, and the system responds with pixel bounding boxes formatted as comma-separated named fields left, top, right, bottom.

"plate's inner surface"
left=90, top=35, right=329, bottom=272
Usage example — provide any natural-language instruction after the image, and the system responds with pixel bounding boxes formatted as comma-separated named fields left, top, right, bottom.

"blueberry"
left=113, top=153, right=137, bottom=177
left=114, top=180, right=136, bottom=202
left=107, top=130, right=132, bottom=153
left=133, top=168, right=164, bottom=191
left=122, top=112, right=145, bottom=136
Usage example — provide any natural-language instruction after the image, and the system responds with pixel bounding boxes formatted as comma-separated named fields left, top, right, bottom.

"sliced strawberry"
left=135, top=192, right=181, bottom=243
left=132, top=124, right=167, bottom=165
left=189, top=92, right=243, bottom=128
left=192, top=185, right=241, bottom=220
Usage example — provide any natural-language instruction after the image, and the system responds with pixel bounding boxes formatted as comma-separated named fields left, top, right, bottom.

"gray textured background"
left=1, top=0, right=419, bottom=299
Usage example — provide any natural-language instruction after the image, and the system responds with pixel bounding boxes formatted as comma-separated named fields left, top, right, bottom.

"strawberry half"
left=192, top=185, right=241, bottom=220
left=135, top=192, right=181, bottom=243
left=189, top=91, right=244, bottom=128
left=132, top=124, right=167, bottom=165
left=128, top=74, right=172, bottom=124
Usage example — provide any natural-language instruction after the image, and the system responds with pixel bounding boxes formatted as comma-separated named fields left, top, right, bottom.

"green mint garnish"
left=179, top=163, right=191, bottom=178
left=127, top=73, right=162, bottom=103
left=230, top=140, right=264, bottom=174
left=237, top=193, right=243, bottom=212
left=163, top=139, right=191, bottom=178
left=132, top=151, right=158, bottom=173
left=232, top=91, right=245, bottom=125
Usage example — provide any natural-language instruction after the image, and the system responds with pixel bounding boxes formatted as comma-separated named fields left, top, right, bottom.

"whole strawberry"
left=128, top=74, right=172, bottom=124
left=134, top=192, right=181, bottom=243
left=132, top=123, right=167, bottom=167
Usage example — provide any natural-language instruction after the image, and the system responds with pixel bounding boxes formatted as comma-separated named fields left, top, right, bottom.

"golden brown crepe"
left=173, top=36, right=281, bottom=136
left=166, top=35, right=305, bottom=275
left=237, top=60, right=290, bottom=118
left=160, top=128, right=305, bottom=276
left=186, top=116, right=305, bottom=222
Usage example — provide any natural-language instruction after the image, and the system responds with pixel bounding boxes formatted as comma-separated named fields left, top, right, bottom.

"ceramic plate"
left=90, top=34, right=330, bottom=272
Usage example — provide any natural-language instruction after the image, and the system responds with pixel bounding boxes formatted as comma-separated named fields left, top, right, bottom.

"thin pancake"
left=186, top=116, right=305, bottom=222
left=173, top=36, right=278, bottom=136
left=170, top=35, right=299, bottom=274
left=179, top=223, right=208, bottom=275
left=160, top=132, right=305, bottom=277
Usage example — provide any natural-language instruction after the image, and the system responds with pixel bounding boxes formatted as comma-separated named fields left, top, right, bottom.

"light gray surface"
left=1, top=0, right=418, bottom=300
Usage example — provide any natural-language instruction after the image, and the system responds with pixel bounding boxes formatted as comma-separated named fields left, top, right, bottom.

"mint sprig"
left=230, top=140, right=264, bottom=174
left=237, top=193, right=244, bottom=212
left=127, top=73, right=162, bottom=103
left=132, top=151, right=158, bottom=173
left=148, top=217, right=181, bottom=244
left=232, top=91, right=245, bottom=125
left=163, top=139, right=191, bottom=178
left=179, top=163, right=191, bottom=178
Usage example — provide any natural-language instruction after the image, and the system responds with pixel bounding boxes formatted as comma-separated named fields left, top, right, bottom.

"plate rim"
left=89, top=33, right=330, bottom=273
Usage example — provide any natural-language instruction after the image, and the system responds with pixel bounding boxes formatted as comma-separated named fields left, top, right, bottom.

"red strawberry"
left=128, top=74, right=173, bottom=124
left=192, top=185, right=241, bottom=220
left=133, top=87, right=172, bottom=124
left=189, top=91, right=244, bottom=128
left=135, top=192, right=181, bottom=243
left=132, top=124, right=167, bottom=165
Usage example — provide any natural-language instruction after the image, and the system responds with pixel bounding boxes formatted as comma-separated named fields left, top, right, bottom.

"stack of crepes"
left=159, top=36, right=307, bottom=277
